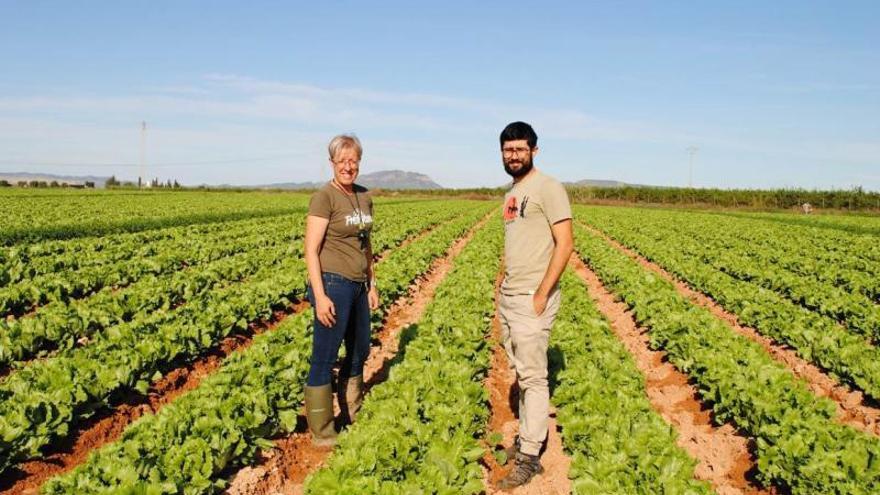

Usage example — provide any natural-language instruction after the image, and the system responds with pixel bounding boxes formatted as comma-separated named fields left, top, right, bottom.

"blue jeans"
left=306, top=272, right=371, bottom=387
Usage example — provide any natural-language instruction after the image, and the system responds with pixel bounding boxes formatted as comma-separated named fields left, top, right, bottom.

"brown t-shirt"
left=308, top=182, right=374, bottom=282
left=501, top=170, right=572, bottom=295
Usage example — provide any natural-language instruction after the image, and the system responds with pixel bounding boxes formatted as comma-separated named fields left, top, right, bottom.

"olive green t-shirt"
left=308, top=182, right=374, bottom=282
left=501, top=170, right=572, bottom=295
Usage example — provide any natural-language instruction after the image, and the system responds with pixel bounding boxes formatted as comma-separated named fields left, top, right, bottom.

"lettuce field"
left=1, top=189, right=879, bottom=495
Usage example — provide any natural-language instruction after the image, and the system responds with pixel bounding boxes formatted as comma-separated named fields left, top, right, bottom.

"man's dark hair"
left=499, top=121, right=538, bottom=149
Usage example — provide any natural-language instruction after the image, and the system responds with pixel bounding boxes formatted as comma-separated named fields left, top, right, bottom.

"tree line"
left=0, top=180, right=96, bottom=188
left=386, top=185, right=880, bottom=212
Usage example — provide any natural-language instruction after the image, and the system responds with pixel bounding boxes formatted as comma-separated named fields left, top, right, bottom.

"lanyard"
left=331, top=179, right=365, bottom=229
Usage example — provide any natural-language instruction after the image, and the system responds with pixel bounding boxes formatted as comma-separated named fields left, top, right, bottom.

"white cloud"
left=0, top=74, right=877, bottom=188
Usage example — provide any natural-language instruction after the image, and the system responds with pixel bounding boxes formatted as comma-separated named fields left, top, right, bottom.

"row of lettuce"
left=0, top=199, right=454, bottom=307
left=577, top=205, right=880, bottom=403
left=0, top=212, right=302, bottom=289
left=303, top=210, right=503, bottom=493
left=0, top=200, right=492, bottom=476
left=595, top=207, right=880, bottom=324
left=9, top=198, right=879, bottom=493
left=0, top=214, right=300, bottom=316
left=0, top=201, right=473, bottom=369
left=31, top=209, right=704, bottom=494
left=40, top=201, right=493, bottom=492
left=0, top=190, right=314, bottom=245
left=550, top=272, right=713, bottom=494
left=572, top=221, right=880, bottom=494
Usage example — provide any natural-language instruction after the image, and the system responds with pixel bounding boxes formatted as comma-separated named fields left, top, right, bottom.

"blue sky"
left=1, top=1, right=878, bottom=189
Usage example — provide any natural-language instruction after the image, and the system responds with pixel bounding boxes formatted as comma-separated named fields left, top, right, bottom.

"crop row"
left=0, top=248, right=300, bottom=472
left=0, top=242, right=296, bottom=368
left=0, top=217, right=302, bottom=317
left=0, top=211, right=305, bottom=288
left=0, top=190, right=313, bottom=245
left=1, top=199, right=473, bottom=294
left=573, top=223, right=880, bottom=494
left=577, top=207, right=880, bottom=401
left=719, top=210, right=880, bottom=239
left=304, top=218, right=502, bottom=494
left=0, top=200, right=483, bottom=369
left=550, top=272, right=712, bottom=494
left=40, top=205, right=494, bottom=492
left=0, top=202, right=492, bottom=474
left=709, top=210, right=880, bottom=273
left=669, top=226, right=880, bottom=338
left=0, top=209, right=299, bottom=277
left=712, top=211, right=880, bottom=266
left=583, top=206, right=880, bottom=325
left=585, top=206, right=880, bottom=296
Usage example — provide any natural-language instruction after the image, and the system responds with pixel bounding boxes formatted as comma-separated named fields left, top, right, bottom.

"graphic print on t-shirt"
left=345, top=208, right=373, bottom=227
left=504, top=195, right=530, bottom=223
left=504, top=196, right=519, bottom=221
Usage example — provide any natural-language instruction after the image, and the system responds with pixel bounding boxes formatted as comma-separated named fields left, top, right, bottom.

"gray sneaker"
left=498, top=451, right=543, bottom=489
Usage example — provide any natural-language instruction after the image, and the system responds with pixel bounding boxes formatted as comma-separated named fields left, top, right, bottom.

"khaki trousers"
left=498, top=289, right=561, bottom=456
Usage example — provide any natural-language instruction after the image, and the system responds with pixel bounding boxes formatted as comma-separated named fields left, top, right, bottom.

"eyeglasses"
left=502, top=147, right=532, bottom=156
left=333, top=158, right=360, bottom=167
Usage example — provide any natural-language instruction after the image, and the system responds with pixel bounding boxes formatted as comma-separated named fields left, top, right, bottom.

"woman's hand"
left=315, top=293, right=337, bottom=327
left=368, top=286, right=379, bottom=311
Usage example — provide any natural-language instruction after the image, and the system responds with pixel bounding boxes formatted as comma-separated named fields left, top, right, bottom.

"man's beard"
left=503, top=155, right=534, bottom=178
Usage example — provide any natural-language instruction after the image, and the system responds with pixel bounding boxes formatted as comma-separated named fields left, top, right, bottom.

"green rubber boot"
left=338, top=374, right=365, bottom=426
left=304, top=384, right=337, bottom=447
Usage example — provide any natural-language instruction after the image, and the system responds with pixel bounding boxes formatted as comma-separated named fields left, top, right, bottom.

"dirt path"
left=482, top=274, right=572, bottom=495
left=0, top=301, right=308, bottom=495
left=224, top=214, right=492, bottom=495
left=569, top=255, right=769, bottom=495
left=582, top=223, right=880, bottom=437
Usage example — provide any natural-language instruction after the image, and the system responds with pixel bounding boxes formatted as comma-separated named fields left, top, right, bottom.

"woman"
left=304, top=134, right=379, bottom=446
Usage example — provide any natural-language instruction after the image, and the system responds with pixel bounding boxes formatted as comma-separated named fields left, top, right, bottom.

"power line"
left=686, top=146, right=698, bottom=188
left=139, top=121, right=146, bottom=188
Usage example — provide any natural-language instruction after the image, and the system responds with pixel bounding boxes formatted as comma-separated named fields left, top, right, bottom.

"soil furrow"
left=569, top=254, right=768, bottom=495
left=482, top=271, right=572, bottom=495
left=374, top=221, right=438, bottom=262
left=582, top=222, right=880, bottom=437
left=224, top=213, right=492, bottom=495
left=0, top=300, right=309, bottom=495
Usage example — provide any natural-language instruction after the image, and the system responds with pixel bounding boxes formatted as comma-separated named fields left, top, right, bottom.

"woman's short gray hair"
left=328, top=134, right=363, bottom=161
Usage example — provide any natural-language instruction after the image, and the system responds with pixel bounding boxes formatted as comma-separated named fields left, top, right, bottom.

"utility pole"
left=140, top=121, right=147, bottom=189
left=686, top=146, right=698, bottom=188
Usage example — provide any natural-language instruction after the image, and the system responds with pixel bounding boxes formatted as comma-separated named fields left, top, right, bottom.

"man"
left=497, top=121, right=573, bottom=489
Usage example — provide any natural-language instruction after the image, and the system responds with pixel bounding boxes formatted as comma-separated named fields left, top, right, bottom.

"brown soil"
left=482, top=274, right=572, bottom=495
left=569, top=254, right=769, bottom=495
left=224, top=212, right=493, bottom=495
left=582, top=223, right=880, bottom=437
left=0, top=266, right=273, bottom=381
left=0, top=301, right=309, bottom=495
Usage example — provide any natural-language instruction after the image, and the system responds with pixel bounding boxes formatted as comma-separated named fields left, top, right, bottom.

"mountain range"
left=0, top=172, right=110, bottom=186
left=257, top=170, right=443, bottom=190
